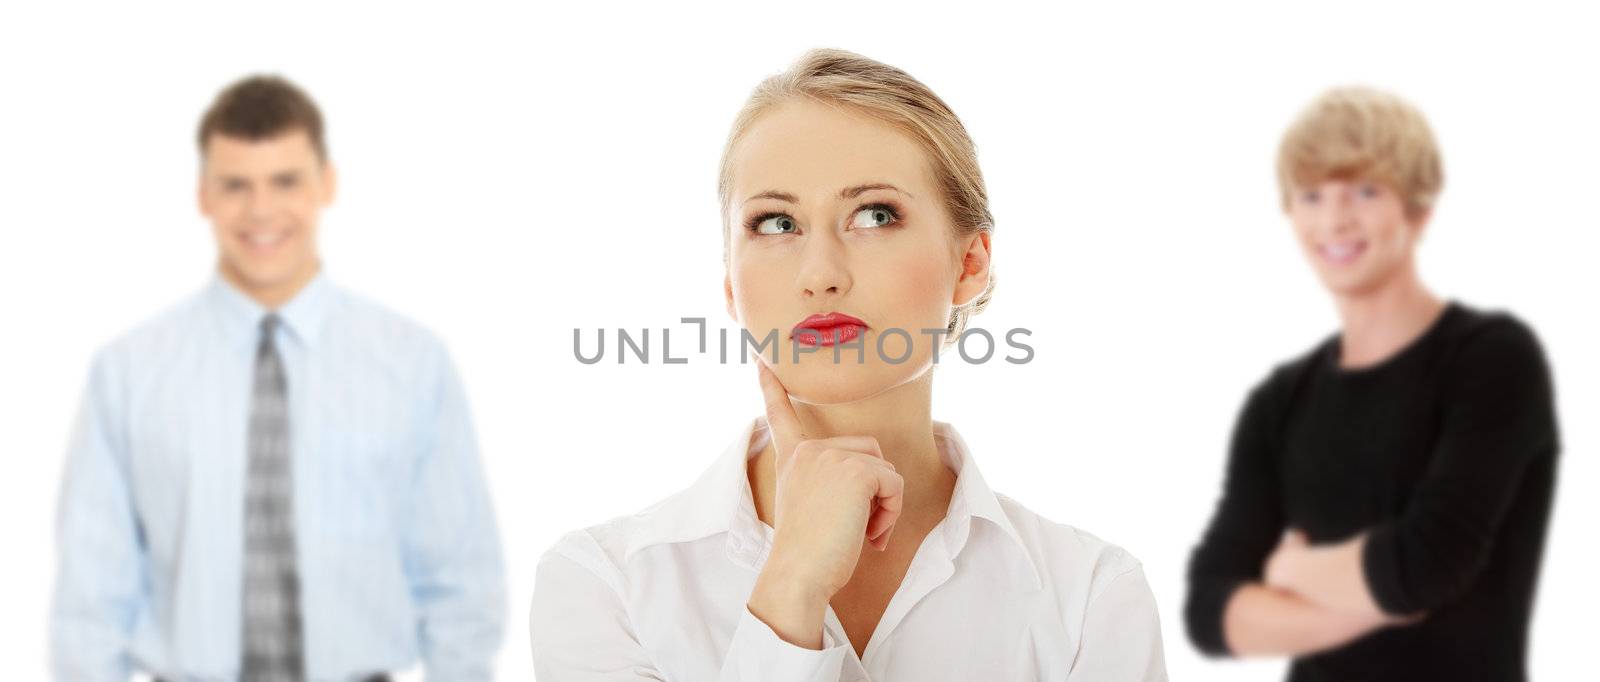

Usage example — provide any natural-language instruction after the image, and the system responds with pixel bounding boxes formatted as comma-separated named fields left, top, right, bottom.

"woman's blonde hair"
left=1277, top=86, right=1444, bottom=218
left=718, top=48, right=994, bottom=341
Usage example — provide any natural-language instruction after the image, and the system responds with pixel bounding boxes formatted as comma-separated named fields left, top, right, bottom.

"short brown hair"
left=719, top=48, right=994, bottom=341
left=197, top=75, right=328, bottom=161
left=1277, top=86, right=1443, bottom=217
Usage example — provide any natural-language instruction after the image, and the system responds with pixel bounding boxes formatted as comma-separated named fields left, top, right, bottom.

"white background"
left=3, top=1, right=1596, bottom=679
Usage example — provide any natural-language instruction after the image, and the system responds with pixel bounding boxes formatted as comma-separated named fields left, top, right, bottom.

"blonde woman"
left=531, top=49, right=1167, bottom=681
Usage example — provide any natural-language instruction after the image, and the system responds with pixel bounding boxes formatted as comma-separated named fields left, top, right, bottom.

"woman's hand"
left=745, top=362, right=905, bottom=648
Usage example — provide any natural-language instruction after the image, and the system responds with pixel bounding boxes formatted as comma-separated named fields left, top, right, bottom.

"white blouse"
left=530, top=417, right=1168, bottom=681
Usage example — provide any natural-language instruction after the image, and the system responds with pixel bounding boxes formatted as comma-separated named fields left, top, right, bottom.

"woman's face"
left=724, top=99, right=989, bottom=405
left=1286, top=177, right=1426, bottom=297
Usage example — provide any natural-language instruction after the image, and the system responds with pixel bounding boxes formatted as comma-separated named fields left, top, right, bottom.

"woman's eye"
left=753, top=215, right=798, bottom=235
left=849, top=205, right=898, bottom=229
left=1359, top=183, right=1380, bottom=198
left=1300, top=190, right=1320, bottom=203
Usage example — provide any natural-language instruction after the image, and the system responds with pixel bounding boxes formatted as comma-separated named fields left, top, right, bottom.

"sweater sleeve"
left=1361, top=317, right=1559, bottom=615
left=1184, top=371, right=1292, bottom=657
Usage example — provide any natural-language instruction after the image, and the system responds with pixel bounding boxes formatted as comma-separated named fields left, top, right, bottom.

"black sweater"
left=1184, top=301, right=1560, bottom=681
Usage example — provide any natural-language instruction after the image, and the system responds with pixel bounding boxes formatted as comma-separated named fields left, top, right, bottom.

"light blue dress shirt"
left=51, top=272, right=505, bottom=681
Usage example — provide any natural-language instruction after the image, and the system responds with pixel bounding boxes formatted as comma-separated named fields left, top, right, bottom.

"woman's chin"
left=773, top=361, right=929, bottom=406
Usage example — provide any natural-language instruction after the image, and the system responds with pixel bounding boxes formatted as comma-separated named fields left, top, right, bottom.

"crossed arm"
left=1185, top=401, right=1405, bottom=660
left=1188, top=322, right=1558, bottom=658
left=1220, top=532, right=1412, bottom=657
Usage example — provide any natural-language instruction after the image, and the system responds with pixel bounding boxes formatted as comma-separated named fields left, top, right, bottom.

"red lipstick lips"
left=792, top=312, right=869, bottom=347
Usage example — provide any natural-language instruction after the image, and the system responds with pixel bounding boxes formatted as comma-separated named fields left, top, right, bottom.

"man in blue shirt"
left=50, top=75, right=506, bottom=681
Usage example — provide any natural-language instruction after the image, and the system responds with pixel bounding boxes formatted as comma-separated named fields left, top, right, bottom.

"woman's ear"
left=952, top=231, right=992, bottom=308
left=724, top=273, right=738, bottom=322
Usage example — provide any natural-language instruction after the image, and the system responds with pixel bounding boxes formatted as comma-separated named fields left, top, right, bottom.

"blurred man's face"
left=198, top=129, right=334, bottom=306
left=1286, top=177, right=1424, bottom=297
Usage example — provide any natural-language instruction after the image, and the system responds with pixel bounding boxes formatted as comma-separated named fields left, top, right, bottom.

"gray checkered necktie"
left=241, top=313, right=306, bottom=682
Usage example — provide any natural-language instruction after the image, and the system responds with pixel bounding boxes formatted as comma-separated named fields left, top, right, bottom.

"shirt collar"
left=206, top=269, right=333, bottom=351
left=933, top=421, right=1041, bottom=588
left=622, top=415, right=1044, bottom=590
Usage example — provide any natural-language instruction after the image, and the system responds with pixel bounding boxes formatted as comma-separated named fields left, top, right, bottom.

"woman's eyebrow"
left=840, top=183, right=911, bottom=199
left=744, top=190, right=797, bottom=204
left=743, top=183, right=912, bottom=206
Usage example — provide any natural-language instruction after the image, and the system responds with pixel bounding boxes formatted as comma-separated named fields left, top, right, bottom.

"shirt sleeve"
left=1361, top=317, right=1559, bottom=615
left=50, top=351, right=146, bottom=681
left=720, top=607, right=849, bottom=682
left=1068, top=563, right=1169, bottom=682
left=531, top=534, right=848, bottom=682
left=1183, top=371, right=1291, bottom=657
left=404, top=342, right=507, bottom=681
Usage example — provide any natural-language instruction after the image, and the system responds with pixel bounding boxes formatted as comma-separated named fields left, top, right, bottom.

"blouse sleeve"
left=530, top=534, right=665, bottom=681
left=531, top=531, right=847, bottom=682
left=1068, top=563, right=1169, bottom=681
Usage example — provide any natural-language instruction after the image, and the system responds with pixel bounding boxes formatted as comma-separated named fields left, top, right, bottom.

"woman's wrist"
left=748, top=554, right=832, bottom=649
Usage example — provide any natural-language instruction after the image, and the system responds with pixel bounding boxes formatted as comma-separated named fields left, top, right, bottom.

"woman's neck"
left=749, top=370, right=955, bottom=526
left=1332, top=263, right=1445, bottom=369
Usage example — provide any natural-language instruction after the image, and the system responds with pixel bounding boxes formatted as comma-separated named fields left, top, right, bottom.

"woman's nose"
left=796, top=231, right=851, bottom=298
